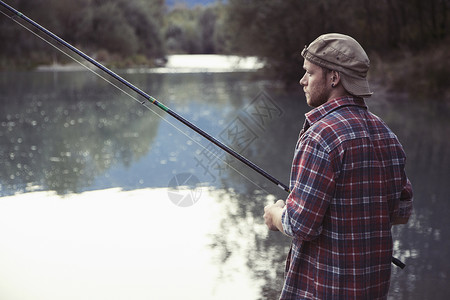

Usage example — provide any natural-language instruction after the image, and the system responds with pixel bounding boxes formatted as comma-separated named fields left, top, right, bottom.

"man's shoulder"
left=310, top=105, right=366, bottom=134
left=307, top=106, right=394, bottom=152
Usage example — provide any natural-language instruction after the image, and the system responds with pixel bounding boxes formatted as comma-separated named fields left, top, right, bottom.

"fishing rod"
left=0, top=0, right=289, bottom=193
left=0, top=1, right=405, bottom=269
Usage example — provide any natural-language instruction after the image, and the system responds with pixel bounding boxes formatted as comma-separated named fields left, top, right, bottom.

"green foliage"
left=0, top=0, right=165, bottom=68
left=1, top=0, right=449, bottom=95
left=372, top=39, right=450, bottom=100
left=89, top=2, right=139, bottom=56
left=164, top=4, right=227, bottom=54
left=224, top=0, right=450, bottom=82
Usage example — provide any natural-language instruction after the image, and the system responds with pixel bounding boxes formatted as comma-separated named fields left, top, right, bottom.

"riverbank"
left=34, top=54, right=264, bottom=73
left=369, top=40, right=450, bottom=101
left=5, top=44, right=449, bottom=101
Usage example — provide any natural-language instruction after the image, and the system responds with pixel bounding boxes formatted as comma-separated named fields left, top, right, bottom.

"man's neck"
left=327, top=86, right=351, bottom=102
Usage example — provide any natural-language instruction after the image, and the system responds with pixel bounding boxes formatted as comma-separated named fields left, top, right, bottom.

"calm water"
left=0, top=69, right=448, bottom=299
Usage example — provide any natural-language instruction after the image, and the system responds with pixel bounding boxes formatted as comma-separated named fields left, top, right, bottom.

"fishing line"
left=0, top=7, right=272, bottom=195
left=0, top=2, right=406, bottom=269
left=0, top=1, right=291, bottom=194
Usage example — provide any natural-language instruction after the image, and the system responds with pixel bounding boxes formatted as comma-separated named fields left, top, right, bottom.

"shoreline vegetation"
left=1, top=0, right=448, bottom=100
left=33, top=54, right=265, bottom=73
left=369, top=40, right=450, bottom=101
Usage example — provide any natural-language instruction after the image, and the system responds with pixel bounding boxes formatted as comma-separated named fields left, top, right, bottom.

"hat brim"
left=340, top=73, right=373, bottom=98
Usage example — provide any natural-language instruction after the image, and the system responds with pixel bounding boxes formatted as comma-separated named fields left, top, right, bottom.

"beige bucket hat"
left=301, top=33, right=373, bottom=98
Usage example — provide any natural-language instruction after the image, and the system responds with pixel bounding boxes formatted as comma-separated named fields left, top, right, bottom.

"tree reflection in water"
left=0, top=70, right=448, bottom=299
left=0, top=71, right=162, bottom=195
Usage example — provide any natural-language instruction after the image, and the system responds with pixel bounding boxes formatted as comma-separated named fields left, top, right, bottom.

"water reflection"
left=0, top=71, right=278, bottom=195
left=0, top=188, right=262, bottom=300
left=368, top=95, right=450, bottom=299
left=1, top=70, right=449, bottom=299
left=0, top=71, right=161, bottom=195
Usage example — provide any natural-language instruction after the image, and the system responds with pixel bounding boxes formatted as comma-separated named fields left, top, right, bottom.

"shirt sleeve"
left=281, top=206, right=294, bottom=237
left=284, top=137, right=336, bottom=241
left=393, top=177, right=413, bottom=222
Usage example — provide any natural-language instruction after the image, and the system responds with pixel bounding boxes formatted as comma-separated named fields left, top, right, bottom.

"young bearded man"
left=263, top=33, right=413, bottom=300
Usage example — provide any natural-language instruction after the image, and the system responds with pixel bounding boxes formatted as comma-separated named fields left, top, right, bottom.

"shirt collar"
left=305, top=96, right=367, bottom=126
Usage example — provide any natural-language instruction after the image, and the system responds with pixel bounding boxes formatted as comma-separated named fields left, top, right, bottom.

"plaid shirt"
left=281, top=96, right=413, bottom=300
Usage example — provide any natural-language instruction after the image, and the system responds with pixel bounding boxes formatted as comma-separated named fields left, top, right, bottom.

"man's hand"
left=264, top=200, right=286, bottom=232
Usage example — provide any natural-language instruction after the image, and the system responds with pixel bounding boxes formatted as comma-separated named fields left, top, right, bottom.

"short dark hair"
left=321, top=66, right=332, bottom=80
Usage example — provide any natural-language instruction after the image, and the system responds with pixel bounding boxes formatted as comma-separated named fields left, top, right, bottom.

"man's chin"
left=306, top=97, right=316, bottom=108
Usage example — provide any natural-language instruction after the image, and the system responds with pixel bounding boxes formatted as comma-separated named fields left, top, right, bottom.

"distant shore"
left=10, top=48, right=450, bottom=102
left=35, top=54, right=264, bottom=73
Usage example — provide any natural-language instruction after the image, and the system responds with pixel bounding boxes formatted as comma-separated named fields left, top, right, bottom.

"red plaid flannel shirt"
left=281, top=96, right=413, bottom=299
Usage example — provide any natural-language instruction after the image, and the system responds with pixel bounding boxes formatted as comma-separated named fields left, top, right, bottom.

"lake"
left=0, top=59, right=449, bottom=299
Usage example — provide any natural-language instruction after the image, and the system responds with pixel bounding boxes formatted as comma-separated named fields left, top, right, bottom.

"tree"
left=0, top=0, right=165, bottom=69
left=223, top=0, right=450, bottom=82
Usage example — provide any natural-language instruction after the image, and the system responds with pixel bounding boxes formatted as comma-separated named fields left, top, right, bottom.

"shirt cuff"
left=281, top=206, right=294, bottom=237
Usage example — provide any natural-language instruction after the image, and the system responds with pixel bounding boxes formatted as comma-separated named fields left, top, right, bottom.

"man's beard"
left=306, top=83, right=330, bottom=108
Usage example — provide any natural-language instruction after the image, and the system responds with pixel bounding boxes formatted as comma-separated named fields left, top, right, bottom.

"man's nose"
left=299, top=75, right=306, bottom=86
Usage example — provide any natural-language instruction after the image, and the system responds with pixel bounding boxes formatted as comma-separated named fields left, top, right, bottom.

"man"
left=263, top=33, right=413, bottom=299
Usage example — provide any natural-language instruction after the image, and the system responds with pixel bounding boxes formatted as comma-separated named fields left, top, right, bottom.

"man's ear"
left=331, top=70, right=341, bottom=84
